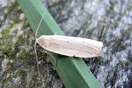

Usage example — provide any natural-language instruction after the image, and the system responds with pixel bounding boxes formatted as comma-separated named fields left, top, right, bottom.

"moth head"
left=36, top=35, right=50, bottom=48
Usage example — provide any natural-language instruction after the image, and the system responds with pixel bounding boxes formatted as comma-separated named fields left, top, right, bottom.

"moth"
left=34, top=13, right=103, bottom=73
left=36, top=35, right=103, bottom=62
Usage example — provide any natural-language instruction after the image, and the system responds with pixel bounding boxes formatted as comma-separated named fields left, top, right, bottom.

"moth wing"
left=36, top=35, right=103, bottom=58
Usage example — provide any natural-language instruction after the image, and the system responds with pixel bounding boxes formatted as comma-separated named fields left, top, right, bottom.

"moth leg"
left=70, top=56, right=74, bottom=59
left=40, top=49, right=57, bottom=66
left=70, top=55, right=76, bottom=59
left=54, top=32, right=57, bottom=35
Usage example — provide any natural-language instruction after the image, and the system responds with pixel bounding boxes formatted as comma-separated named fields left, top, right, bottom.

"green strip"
left=17, top=0, right=102, bottom=88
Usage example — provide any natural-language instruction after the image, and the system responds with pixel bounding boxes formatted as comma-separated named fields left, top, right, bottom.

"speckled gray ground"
left=0, top=0, right=132, bottom=88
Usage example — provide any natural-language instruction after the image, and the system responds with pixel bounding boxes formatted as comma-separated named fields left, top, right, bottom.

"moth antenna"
left=34, top=13, right=45, bottom=74
left=40, top=49, right=57, bottom=66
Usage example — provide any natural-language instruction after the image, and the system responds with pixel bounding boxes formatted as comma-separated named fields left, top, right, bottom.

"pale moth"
left=36, top=35, right=103, bottom=58
left=35, top=13, right=103, bottom=73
